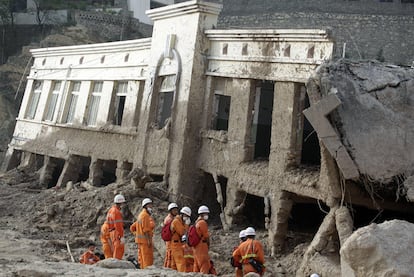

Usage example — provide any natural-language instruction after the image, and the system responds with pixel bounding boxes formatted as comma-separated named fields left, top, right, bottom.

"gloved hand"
left=120, top=237, right=125, bottom=244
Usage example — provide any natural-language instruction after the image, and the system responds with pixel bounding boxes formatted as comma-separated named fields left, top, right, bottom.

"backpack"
left=161, top=220, right=173, bottom=241
left=186, top=225, right=201, bottom=247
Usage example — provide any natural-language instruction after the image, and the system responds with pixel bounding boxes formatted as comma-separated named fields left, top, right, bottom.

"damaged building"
left=2, top=0, right=414, bottom=275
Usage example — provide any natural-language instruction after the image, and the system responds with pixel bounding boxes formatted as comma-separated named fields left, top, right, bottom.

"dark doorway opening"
left=242, top=193, right=266, bottom=229
left=301, top=94, right=320, bottom=165
left=101, top=159, right=117, bottom=186
left=252, top=80, right=274, bottom=160
left=77, top=156, right=91, bottom=182
left=288, top=201, right=327, bottom=233
left=50, top=157, right=65, bottom=188
left=349, top=204, right=414, bottom=229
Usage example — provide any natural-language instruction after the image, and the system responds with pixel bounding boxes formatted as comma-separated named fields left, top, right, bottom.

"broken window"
left=25, top=80, right=43, bottom=119
left=212, top=78, right=231, bottom=131
left=112, top=81, right=128, bottom=126
left=251, top=80, right=274, bottom=159
left=44, top=81, right=61, bottom=121
left=156, top=75, right=175, bottom=128
left=65, top=81, right=81, bottom=123
left=86, top=81, right=103, bottom=126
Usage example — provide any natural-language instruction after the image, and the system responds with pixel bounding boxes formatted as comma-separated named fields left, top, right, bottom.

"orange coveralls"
left=163, top=213, right=175, bottom=269
left=170, top=215, right=188, bottom=272
left=100, top=221, right=113, bottom=259
left=79, top=251, right=100, bottom=265
left=193, top=218, right=213, bottom=274
left=106, top=205, right=124, bottom=259
left=131, top=209, right=155, bottom=268
left=183, top=243, right=194, bottom=272
left=232, top=238, right=265, bottom=276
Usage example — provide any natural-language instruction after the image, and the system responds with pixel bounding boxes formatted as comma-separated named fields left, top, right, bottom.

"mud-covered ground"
left=0, top=166, right=311, bottom=276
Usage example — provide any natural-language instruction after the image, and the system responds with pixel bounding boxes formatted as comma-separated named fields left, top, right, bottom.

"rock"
left=96, top=258, right=136, bottom=269
left=340, top=219, right=414, bottom=277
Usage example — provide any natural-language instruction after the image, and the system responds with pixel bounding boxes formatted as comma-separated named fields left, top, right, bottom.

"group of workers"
left=80, top=193, right=266, bottom=276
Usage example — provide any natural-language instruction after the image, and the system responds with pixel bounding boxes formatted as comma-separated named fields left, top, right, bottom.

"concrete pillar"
left=56, top=155, right=82, bottom=188
left=269, top=81, right=303, bottom=173
left=227, top=79, right=256, bottom=162
left=1, top=148, right=22, bottom=172
left=39, top=156, right=57, bottom=188
left=116, top=160, right=131, bottom=181
left=224, top=184, right=247, bottom=226
left=269, top=190, right=293, bottom=255
left=89, top=157, right=103, bottom=186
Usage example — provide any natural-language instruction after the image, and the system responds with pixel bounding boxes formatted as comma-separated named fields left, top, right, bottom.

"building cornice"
left=30, top=38, right=152, bottom=57
left=146, top=0, right=222, bottom=21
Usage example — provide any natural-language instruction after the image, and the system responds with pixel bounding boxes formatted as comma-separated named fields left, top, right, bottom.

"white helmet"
left=310, top=274, right=320, bottom=277
left=114, top=194, right=126, bottom=204
left=168, top=202, right=178, bottom=211
left=142, top=198, right=152, bottom=207
left=198, top=205, right=210, bottom=214
left=239, top=230, right=247, bottom=239
left=181, top=235, right=187, bottom=242
left=180, top=206, right=192, bottom=217
left=245, top=227, right=256, bottom=236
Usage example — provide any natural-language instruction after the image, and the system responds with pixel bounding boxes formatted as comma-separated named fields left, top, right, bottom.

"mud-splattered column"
left=39, top=156, right=57, bottom=188
left=269, top=82, right=303, bottom=172
left=224, top=182, right=247, bottom=226
left=56, top=155, right=82, bottom=188
left=89, top=157, right=103, bottom=186
left=269, top=190, right=293, bottom=255
left=116, top=160, right=131, bottom=182
left=227, top=79, right=255, bottom=162
left=1, top=148, right=21, bottom=172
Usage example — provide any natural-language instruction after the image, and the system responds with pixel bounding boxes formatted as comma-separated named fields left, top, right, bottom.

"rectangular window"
left=44, top=81, right=61, bottom=121
left=25, top=80, right=43, bottom=119
left=86, top=81, right=103, bottom=126
left=157, top=75, right=175, bottom=128
left=112, top=82, right=128, bottom=125
left=65, top=81, right=81, bottom=123
left=213, top=94, right=231, bottom=131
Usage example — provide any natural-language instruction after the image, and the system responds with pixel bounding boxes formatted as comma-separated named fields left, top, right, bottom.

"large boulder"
left=340, top=219, right=414, bottom=277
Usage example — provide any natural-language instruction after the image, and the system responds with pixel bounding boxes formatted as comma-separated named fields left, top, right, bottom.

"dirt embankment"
left=0, top=167, right=307, bottom=277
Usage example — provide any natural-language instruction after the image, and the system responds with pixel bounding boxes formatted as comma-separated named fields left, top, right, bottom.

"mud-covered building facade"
left=3, top=1, right=414, bottom=275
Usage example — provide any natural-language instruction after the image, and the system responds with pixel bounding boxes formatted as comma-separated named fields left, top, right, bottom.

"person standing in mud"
left=106, top=194, right=126, bottom=260
left=193, top=205, right=216, bottom=274
left=163, top=202, right=179, bottom=269
left=130, top=198, right=155, bottom=268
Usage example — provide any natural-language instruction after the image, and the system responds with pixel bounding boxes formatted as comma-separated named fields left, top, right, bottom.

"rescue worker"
left=100, top=220, right=113, bottom=259
left=106, top=194, right=126, bottom=260
left=130, top=198, right=155, bottom=268
left=232, top=229, right=247, bottom=277
left=163, top=202, right=179, bottom=269
left=232, top=227, right=265, bottom=276
left=182, top=235, right=194, bottom=272
left=193, top=205, right=215, bottom=274
left=170, top=206, right=192, bottom=272
left=79, top=242, right=100, bottom=265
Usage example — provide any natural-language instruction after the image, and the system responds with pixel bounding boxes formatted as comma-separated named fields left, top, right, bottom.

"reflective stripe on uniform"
left=241, top=253, right=257, bottom=261
left=183, top=254, right=194, bottom=259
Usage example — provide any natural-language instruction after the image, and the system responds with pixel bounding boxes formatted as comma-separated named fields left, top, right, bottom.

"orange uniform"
left=79, top=250, right=100, bottom=265
left=130, top=208, right=155, bottom=268
left=100, top=221, right=113, bottom=259
left=232, top=238, right=265, bottom=276
left=183, top=243, right=194, bottom=272
left=193, top=218, right=213, bottom=274
left=163, top=213, right=175, bottom=269
left=106, top=205, right=124, bottom=260
left=170, top=215, right=188, bottom=272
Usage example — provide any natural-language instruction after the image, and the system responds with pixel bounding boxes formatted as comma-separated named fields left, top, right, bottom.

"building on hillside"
left=3, top=1, right=414, bottom=274
left=218, top=0, right=414, bottom=66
